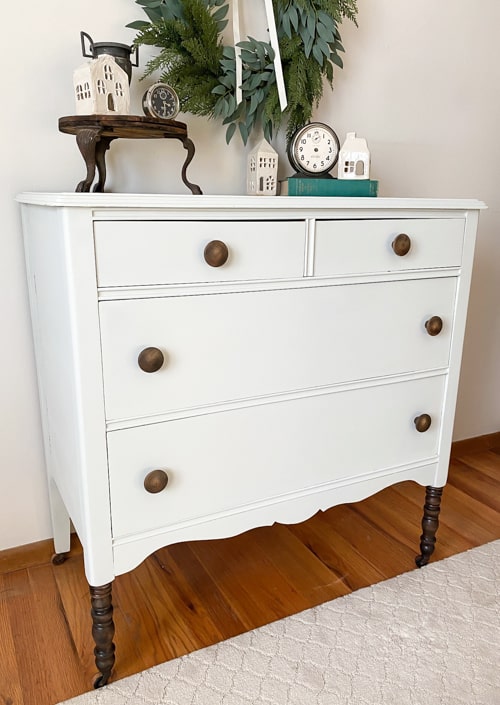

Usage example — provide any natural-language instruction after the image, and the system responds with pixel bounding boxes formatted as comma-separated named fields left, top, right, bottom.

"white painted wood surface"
left=107, top=374, right=445, bottom=539
left=99, top=278, right=456, bottom=422
left=94, top=219, right=305, bottom=286
left=314, top=218, right=465, bottom=274
left=18, top=194, right=484, bottom=585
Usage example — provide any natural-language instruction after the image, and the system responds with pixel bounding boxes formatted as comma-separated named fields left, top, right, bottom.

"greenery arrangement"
left=127, top=0, right=358, bottom=143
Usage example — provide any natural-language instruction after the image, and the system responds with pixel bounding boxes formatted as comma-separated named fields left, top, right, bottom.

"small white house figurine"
left=247, top=139, right=278, bottom=195
left=338, top=132, right=370, bottom=180
left=73, top=54, right=130, bottom=115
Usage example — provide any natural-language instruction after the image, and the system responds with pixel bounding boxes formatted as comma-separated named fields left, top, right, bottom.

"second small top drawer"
left=314, top=218, right=465, bottom=276
left=94, top=220, right=306, bottom=287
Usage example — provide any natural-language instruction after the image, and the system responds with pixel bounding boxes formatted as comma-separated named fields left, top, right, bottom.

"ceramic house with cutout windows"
left=247, top=139, right=278, bottom=195
left=338, top=132, right=370, bottom=180
left=73, top=54, right=130, bottom=115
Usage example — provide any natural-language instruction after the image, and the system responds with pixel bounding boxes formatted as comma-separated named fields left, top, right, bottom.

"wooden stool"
left=59, top=115, right=202, bottom=194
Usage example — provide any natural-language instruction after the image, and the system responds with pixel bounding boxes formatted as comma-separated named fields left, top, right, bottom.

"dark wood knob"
left=425, top=316, right=443, bottom=336
left=138, top=347, right=164, bottom=373
left=144, top=469, right=169, bottom=494
left=204, top=240, right=229, bottom=267
left=392, top=233, right=411, bottom=256
left=414, top=414, right=432, bottom=433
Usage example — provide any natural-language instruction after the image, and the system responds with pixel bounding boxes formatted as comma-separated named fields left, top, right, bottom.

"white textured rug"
left=60, top=540, right=500, bottom=705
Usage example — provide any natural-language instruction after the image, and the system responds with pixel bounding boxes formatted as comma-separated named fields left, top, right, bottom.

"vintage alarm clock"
left=142, top=83, right=180, bottom=120
left=287, top=122, right=340, bottom=177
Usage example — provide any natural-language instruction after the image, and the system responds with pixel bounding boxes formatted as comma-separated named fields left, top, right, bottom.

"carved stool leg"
left=415, top=485, right=443, bottom=568
left=75, top=127, right=102, bottom=192
left=90, top=582, right=115, bottom=688
left=93, top=137, right=115, bottom=192
left=179, top=136, right=203, bottom=194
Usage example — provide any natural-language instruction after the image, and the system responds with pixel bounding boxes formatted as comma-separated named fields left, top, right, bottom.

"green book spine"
left=287, top=178, right=378, bottom=197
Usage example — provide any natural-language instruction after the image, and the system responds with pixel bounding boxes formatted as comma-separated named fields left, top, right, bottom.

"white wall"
left=2, top=0, right=499, bottom=550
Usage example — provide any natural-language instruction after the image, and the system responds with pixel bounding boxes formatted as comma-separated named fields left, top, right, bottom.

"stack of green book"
left=285, top=178, right=378, bottom=197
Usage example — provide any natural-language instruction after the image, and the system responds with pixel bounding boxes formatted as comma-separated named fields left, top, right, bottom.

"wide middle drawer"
left=99, top=277, right=457, bottom=421
left=94, top=220, right=306, bottom=287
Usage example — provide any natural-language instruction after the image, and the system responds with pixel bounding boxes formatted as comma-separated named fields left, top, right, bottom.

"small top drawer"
left=314, top=219, right=464, bottom=276
left=94, top=220, right=305, bottom=287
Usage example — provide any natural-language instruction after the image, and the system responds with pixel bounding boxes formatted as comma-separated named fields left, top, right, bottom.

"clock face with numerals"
left=287, top=122, right=340, bottom=176
left=142, top=83, right=180, bottom=120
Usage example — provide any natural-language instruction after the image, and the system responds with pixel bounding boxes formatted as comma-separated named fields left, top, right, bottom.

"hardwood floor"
left=1, top=439, right=500, bottom=705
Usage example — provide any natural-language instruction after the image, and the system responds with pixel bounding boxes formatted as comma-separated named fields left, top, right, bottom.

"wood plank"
left=113, top=545, right=228, bottom=665
left=248, top=523, right=351, bottom=604
left=451, top=450, right=500, bottom=481
left=312, top=502, right=417, bottom=580
left=447, top=458, right=500, bottom=513
left=0, top=573, right=25, bottom=705
left=4, top=565, right=89, bottom=705
left=162, top=541, right=248, bottom=638
left=350, top=484, right=422, bottom=551
left=429, top=482, right=500, bottom=545
left=286, top=510, right=387, bottom=592
left=189, top=525, right=335, bottom=631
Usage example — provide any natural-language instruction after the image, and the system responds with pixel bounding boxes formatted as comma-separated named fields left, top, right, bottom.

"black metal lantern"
left=80, top=31, right=138, bottom=84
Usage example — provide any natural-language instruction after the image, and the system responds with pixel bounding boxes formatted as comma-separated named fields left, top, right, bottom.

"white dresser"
left=18, top=193, right=484, bottom=686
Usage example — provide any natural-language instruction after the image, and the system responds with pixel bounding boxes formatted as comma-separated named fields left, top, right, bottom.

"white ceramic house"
left=338, top=132, right=370, bottom=180
left=247, top=139, right=278, bottom=195
left=73, top=54, right=130, bottom=116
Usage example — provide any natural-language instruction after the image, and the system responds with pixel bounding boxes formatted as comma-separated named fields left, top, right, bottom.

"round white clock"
left=287, top=122, right=340, bottom=177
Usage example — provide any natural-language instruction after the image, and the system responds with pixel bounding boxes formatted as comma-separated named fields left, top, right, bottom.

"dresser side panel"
left=434, top=210, right=480, bottom=484
left=21, top=205, right=113, bottom=584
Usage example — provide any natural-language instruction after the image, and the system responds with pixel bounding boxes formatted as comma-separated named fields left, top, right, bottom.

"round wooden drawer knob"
left=414, top=414, right=432, bottom=433
left=392, top=233, right=411, bottom=256
left=204, top=240, right=229, bottom=267
left=138, top=347, right=164, bottom=373
left=144, top=469, right=169, bottom=494
left=425, top=316, right=443, bottom=336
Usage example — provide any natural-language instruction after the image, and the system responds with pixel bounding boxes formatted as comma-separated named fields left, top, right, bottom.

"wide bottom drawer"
left=107, top=375, right=445, bottom=539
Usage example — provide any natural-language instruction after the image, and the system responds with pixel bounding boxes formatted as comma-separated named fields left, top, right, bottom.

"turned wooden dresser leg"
left=90, top=582, right=115, bottom=688
left=415, top=485, right=443, bottom=568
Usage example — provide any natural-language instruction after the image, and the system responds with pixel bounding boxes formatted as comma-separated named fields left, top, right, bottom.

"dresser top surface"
left=17, top=193, right=486, bottom=214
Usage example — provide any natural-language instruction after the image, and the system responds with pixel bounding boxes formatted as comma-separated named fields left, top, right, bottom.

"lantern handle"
left=130, top=44, right=139, bottom=68
left=80, top=31, right=94, bottom=58
left=80, top=30, right=138, bottom=67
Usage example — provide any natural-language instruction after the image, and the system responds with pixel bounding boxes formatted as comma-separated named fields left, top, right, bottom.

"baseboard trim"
left=0, top=533, right=81, bottom=575
left=450, top=431, right=500, bottom=458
